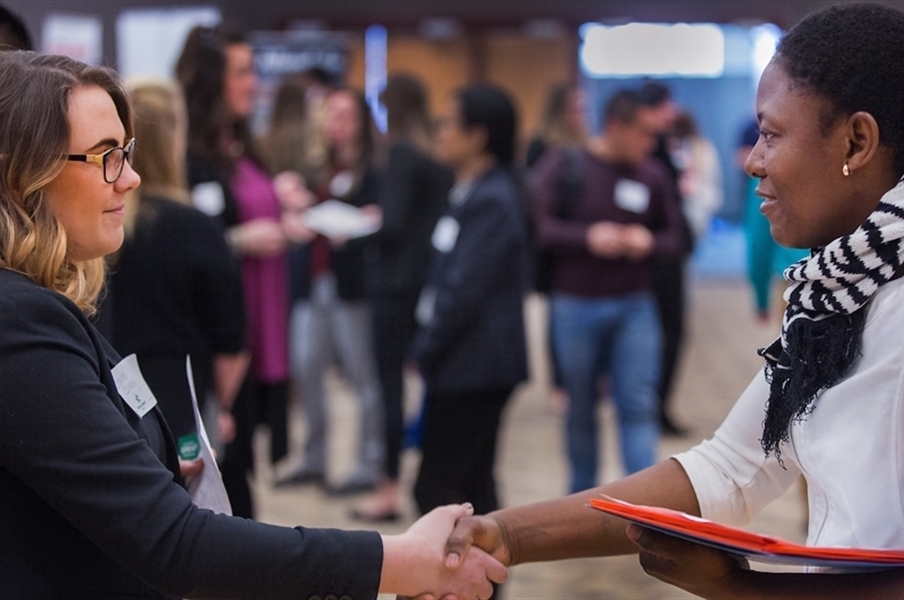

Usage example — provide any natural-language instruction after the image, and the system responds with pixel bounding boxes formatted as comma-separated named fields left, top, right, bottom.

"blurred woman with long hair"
left=351, top=73, right=453, bottom=522
left=276, top=87, right=385, bottom=496
left=176, top=25, right=291, bottom=518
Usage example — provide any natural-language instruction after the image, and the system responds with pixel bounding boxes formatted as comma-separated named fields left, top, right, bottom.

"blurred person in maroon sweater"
left=531, top=89, right=684, bottom=493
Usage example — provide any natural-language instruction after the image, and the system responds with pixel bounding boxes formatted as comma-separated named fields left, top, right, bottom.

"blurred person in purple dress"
left=176, top=25, right=292, bottom=518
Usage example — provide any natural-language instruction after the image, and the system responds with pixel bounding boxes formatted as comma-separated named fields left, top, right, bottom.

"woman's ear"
left=845, top=111, right=881, bottom=171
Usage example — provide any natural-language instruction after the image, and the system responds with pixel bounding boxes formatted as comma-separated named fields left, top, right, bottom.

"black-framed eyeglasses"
left=66, top=138, right=136, bottom=183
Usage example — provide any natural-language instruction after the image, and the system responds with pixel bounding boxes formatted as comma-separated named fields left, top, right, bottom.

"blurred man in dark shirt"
left=531, top=89, right=684, bottom=493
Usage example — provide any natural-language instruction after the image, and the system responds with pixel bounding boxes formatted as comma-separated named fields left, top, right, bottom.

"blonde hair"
left=124, top=78, right=189, bottom=237
left=260, top=74, right=312, bottom=176
left=538, top=83, right=587, bottom=148
left=0, top=52, right=133, bottom=315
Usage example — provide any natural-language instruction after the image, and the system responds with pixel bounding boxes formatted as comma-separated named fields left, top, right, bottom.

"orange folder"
left=589, top=496, right=904, bottom=568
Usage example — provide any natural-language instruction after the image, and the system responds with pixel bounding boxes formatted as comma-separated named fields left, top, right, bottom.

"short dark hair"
left=603, top=89, right=642, bottom=126
left=456, top=84, right=518, bottom=166
left=777, top=2, right=904, bottom=175
left=637, top=81, right=671, bottom=108
left=0, top=4, right=31, bottom=51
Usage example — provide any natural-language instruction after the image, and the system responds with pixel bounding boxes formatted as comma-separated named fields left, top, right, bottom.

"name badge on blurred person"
left=416, top=287, right=437, bottom=326
left=191, top=181, right=226, bottom=217
left=432, top=216, right=460, bottom=253
left=111, top=354, right=159, bottom=418
left=614, top=179, right=650, bottom=213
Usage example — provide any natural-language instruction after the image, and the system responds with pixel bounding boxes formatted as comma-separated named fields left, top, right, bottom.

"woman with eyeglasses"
left=0, top=49, right=506, bottom=600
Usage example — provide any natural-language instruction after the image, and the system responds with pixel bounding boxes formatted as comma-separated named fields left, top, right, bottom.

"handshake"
left=381, top=503, right=507, bottom=600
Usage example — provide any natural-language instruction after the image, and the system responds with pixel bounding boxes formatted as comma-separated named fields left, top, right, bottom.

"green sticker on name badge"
left=177, top=434, right=201, bottom=461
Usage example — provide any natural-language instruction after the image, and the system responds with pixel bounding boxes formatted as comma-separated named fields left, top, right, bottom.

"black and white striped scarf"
left=758, top=178, right=904, bottom=461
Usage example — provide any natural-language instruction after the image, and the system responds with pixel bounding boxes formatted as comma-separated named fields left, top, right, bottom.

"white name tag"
left=614, top=179, right=650, bottom=213
left=431, top=216, right=460, bottom=253
left=111, top=354, right=159, bottom=418
left=191, top=181, right=225, bottom=217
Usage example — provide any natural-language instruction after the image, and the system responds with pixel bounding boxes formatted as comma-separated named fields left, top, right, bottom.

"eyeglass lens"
left=103, top=140, right=134, bottom=183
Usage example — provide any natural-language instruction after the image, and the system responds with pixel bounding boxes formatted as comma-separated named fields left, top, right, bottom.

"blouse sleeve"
left=672, top=370, right=801, bottom=526
left=0, top=285, right=382, bottom=599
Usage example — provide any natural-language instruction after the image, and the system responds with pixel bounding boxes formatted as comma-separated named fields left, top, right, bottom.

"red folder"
left=589, top=496, right=904, bottom=568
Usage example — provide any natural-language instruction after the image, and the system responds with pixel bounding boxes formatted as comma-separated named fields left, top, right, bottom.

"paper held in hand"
left=590, top=496, right=904, bottom=569
left=184, top=356, right=232, bottom=516
left=302, top=199, right=381, bottom=239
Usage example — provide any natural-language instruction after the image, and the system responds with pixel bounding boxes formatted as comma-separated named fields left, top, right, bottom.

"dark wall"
left=4, top=0, right=897, bottom=65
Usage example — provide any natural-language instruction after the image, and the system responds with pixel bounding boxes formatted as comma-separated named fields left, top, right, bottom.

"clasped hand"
left=586, top=221, right=654, bottom=260
left=423, top=508, right=750, bottom=600
left=385, top=504, right=508, bottom=600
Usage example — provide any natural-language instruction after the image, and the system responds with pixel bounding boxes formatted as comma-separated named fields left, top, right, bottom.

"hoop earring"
left=843, top=163, right=851, bottom=177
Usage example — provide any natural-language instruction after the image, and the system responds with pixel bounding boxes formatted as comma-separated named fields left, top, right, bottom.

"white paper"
left=184, top=356, right=232, bottom=516
left=302, top=199, right=381, bottom=239
left=111, top=354, right=158, bottom=418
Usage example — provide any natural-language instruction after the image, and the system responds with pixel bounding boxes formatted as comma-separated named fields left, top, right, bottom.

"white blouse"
left=675, top=276, right=904, bottom=553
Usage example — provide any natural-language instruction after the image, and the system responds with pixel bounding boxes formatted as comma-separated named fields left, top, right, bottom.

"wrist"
left=494, top=514, right=518, bottom=566
left=378, top=534, right=412, bottom=596
left=225, top=226, right=243, bottom=255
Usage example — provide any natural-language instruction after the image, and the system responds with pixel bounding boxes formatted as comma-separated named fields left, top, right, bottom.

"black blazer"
left=412, top=166, right=530, bottom=394
left=366, top=142, right=453, bottom=296
left=0, top=269, right=382, bottom=599
left=108, top=195, right=246, bottom=439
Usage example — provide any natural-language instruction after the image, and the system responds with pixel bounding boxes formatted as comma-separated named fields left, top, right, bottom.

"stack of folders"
left=590, top=496, right=904, bottom=569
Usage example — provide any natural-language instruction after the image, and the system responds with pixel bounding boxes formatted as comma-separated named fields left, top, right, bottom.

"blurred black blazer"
left=413, top=166, right=530, bottom=394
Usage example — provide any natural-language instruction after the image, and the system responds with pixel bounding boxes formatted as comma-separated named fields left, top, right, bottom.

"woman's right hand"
left=231, top=218, right=287, bottom=257
left=381, top=504, right=508, bottom=599
left=281, top=210, right=316, bottom=244
left=443, top=513, right=514, bottom=570
left=272, top=170, right=314, bottom=211
left=179, top=458, right=205, bottom=479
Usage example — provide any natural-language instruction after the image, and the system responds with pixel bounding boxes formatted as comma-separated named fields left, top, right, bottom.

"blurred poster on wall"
left=249, top=30, right=349, bottom=133
left=42, top=14, right=102, bottom=65
left=116, top=6, right=221, bottom=79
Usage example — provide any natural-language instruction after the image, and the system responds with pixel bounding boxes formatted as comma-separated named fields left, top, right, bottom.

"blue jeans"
left=551, top=292, right=662, bottom=493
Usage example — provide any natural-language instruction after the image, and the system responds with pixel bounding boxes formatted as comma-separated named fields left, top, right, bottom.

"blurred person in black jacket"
left=108, top=79, right=248, bottom=478
left=412, top=84, right=530, bottom=517
left=351, top=73, right=452, bottom=522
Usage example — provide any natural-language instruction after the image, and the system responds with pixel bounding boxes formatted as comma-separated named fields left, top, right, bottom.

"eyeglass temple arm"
left=66, top=154, right=105, bottom=166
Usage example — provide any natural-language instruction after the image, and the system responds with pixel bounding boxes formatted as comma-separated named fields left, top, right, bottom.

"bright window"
left=580, top=22, right=725, bottom=78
